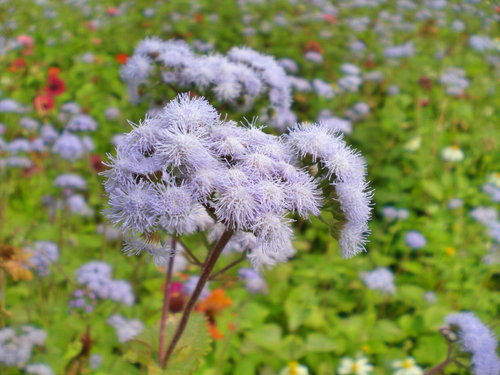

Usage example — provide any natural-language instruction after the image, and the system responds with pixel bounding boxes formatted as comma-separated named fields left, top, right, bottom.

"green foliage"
left=125, top=313, right=212, bottom=375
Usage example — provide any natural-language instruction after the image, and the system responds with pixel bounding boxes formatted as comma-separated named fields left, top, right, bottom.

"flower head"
left=392, top=357, right=423, bottom=375
left=103, top=94, right=372, bottom=268
left=445, top=312, right=500, bottom=375
left=338, top=357, right=374, bottom=375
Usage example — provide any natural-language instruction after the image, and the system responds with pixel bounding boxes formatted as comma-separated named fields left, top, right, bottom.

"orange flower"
left=0, top=244, right=33, bottom=281
left=48, top=67, right=61, bottom=76
left=303, top=41, right=323, bottom=54
left=8, top=58, right=27, bottom=73
left=196, top=288, right=232, bottom=315
left=194, top=13, right=204, bottom=23
left=208, top=323, right=224, bottom=340
left=115, top=53, right=129, bottom=65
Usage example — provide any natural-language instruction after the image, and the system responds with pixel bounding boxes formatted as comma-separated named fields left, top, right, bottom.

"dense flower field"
left=0, top=0, right=499, bottom=374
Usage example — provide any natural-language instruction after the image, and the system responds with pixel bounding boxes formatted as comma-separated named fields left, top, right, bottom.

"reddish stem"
left=161, top=229, right=233, bottom=369
left=158, top=238, right=176, bottom=365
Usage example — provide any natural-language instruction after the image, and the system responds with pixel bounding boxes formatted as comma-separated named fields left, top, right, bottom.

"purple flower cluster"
left=405, top=230, right=426, bottom=249
left=360, top=267, right=396, bottom=294
left=75, top=261, right=134, bottom=306
left=239, top=267, right=268, bottom=294
left=121, top=38, right=293, bottom=129
left=0, top=326, right=47, bottom=368
left=446, top=312, right=500, bottom=375
left=107, top=314, right=144, bottom=343
left=26, top=241, right=59, bottom=277
left=103, top=94, right=372, bottom=267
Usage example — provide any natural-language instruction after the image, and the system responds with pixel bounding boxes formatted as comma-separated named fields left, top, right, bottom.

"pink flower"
left=107, top=7, right=120, bottom=16
left=17, top=35, right=33, bottom=47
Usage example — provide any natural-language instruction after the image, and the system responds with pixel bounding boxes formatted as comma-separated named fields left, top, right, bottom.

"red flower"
left=34, top=95, right=55, bottom=114
left=166, top=282, right=186, bottom=313
left=115, top=53, right=129, bottom=65
left=194, top=13, right=204, bottom=23
left=44, top=75, right=66, bottom=96
left=8, top=58, right=27, bottom=73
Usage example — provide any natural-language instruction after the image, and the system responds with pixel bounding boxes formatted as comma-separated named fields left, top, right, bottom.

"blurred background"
left=0, top=0, right=498, bottom=374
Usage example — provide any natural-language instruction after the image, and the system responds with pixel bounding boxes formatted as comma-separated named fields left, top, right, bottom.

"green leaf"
left=125, top=313, right=212, bottom=375
left=372, top=320, right=405, bottom=343
left=305, top=333, right=338, bottom=353
left=246, top=324, right=282, bottom=351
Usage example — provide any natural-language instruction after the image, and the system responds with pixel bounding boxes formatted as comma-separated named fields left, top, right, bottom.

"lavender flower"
left=360, top=267, right=396, bottom=294
left=75, top=261, right=134, bottom=305
left=20, top=117, right=39, bottom=131
left=286, top=124, right=372, bottom=258
left=40, top=124, right=58, bottom=143
left=25, top=364, right=54, bottom=375
left=0, top=98, right=27, bottom=113
left=121, top=39, right=294, bottom=129
left=54, top=174, right=87, bottom=190
left=382, top=206, right=409, bottom=221
left=0, top=326, right=46, bottom=367
left=183, top=276, right=210, bottom=300
left=103, top=94, right=372, bottom=268
left=66, top=114, right=97, bottom=132
left=239, top=268, right=268, bottom=293
left=27, top=241, right=59, bottom=277
left=107, top=314, right=144, bottom=343
left=5, top=156, right=32, bottom=169
left=405, top=230, right=426, bottom=249
left=384, top=42, right=415, bottom=59
left=445, top=312, right=500, bottom=375
left=7, top=139, right=31, bottom=154
left=66, top=194, right=93, bottom=216
left=52, top=132, right=86, bottom=160
left=312, top=79, right=334, bottom=98
left=338, top=75, right=363, bottom=92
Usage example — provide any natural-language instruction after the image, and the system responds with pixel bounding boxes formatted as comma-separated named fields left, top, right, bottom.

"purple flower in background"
left=405, top=230, right=426, bottom=249
left=239, top=268, right=268, bottom=294
left=360, top=267, right=396, bottom=294
left=27, top=241, right=59, bottom=277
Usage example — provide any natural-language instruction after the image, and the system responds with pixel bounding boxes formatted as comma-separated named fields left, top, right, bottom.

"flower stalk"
left=161, top=229, right=233, bottom=369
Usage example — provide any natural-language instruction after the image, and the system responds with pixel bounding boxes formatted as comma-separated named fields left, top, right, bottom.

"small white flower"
left=487, top=172, right=500, bottom=188
left=392, top=357, right=423, bottom=375
left=280, top=361, right=309, bottom=375
left=338, top=357, right=374, bottom=375
left=441, top=145, right=464, bottom=162
left=403, top=136, right=421, bottom=152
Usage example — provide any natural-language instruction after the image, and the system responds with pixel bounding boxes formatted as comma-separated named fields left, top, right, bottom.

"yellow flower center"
left=289, top=361, right=299, bottom=375
left=451, top=145, right=460, bottom=150
left=352, top=363, right=360, bottom=371
left=402, top=359, right=414, bottom=369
